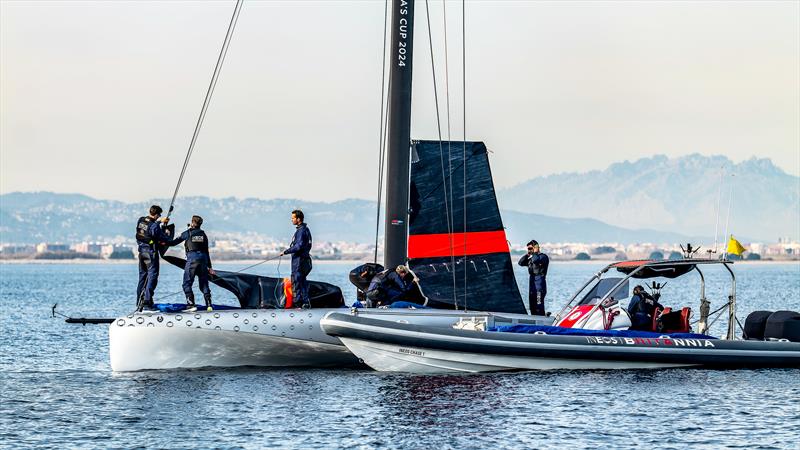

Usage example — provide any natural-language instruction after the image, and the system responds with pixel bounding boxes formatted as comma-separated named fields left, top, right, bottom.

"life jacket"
left=135, top=216, right=154, bottom=245
left=630, top=293, right=657, bottom=317
left=184, top=228, right=208, bottom=253
left=283, top=277, right=294, bottom=308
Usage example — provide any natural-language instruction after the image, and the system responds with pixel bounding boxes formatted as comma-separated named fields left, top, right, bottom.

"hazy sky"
left=2, top=0, right=798, bottom=202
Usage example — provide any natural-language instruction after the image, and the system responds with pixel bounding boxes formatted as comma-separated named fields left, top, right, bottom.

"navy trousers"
left=137, top=248, right=159, bottom=307
left=291, top=257, right=312, bottom=306
left=182, top=253, right=210, bottom=302
left=528, top=276, right=547, bottom=316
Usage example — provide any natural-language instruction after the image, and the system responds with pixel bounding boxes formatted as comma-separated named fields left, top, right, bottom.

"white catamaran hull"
left=108, top=308, right=550, bottom=372
left=109, top=325, right=352, bottom=371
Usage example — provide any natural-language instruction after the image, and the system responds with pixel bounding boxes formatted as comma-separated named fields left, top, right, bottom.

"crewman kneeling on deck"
left=627, top=285, right=662, bottom=331
left=366, top=265, right=419, bottom=307
left=169, top=215, right=216, bottom=312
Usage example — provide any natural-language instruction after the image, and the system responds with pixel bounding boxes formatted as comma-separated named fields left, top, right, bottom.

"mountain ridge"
left=498, top=153, right=798, bottom=241
left=0, top=191, right=707, bottom=245
left=2, top=154, right=793, bottom=244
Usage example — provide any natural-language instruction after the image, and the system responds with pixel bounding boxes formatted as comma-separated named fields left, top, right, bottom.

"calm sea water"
left=1, top=261, right=798, bottom=449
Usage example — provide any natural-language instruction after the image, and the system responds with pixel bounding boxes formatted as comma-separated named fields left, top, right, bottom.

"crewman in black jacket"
left=169, top=215, right=215, bottom=312
left=281, top=209, right=312, bottom=308
left=518, top=239, right=549, bottom=316
left=627, top=285, right=663, bottom=331
left=135, top=205, right=173, bottom=312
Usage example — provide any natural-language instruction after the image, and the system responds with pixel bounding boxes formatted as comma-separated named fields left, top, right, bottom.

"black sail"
left=407, top=140, right=526, bottom=314
left=163, top=255, right=344, bottom=309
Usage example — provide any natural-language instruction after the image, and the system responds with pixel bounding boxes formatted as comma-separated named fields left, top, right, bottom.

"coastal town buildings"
left=1, top=239, right=798, bottom=261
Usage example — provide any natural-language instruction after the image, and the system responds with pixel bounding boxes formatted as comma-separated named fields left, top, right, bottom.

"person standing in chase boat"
left=168, top=215, right=215, bottom=312
left=518, top=239, right=549, bottom=316
left=281, top=209, right=312, bottom=309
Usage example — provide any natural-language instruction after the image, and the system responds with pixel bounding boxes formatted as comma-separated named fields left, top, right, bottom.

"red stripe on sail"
left=408, top=230, right=509, bottom=259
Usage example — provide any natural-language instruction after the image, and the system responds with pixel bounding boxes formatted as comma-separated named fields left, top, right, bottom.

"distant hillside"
left=0, top=192, right=701, bottom=245
left=501, top=210, right=702, bottom=245
left=0, top=193, right=376, bottom=244
left=498, top=154, right=799, bottom=242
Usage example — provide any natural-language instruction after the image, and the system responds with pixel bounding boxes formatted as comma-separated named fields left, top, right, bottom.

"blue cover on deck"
left=389, top=301, right=429, bottom=309
left=488, top=324, right=716, bottom=340
left=155, top=303, right=240, bottom=313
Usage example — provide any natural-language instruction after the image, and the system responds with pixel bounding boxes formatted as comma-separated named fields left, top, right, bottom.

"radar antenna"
left=648, top=281, right=667, bottom=302
left=680, top=243, right=700, bottom=259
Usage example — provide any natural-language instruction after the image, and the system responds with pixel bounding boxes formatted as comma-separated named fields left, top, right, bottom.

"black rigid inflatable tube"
left=324, top=313, right=800, bottom=369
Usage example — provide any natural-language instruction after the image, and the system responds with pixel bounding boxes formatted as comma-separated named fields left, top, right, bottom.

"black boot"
left=204, top=294, right=213, bottom=312
left=184, top=294, right=197, bottom=312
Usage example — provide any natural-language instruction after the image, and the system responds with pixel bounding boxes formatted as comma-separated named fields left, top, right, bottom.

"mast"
left=384, top=0, right=416, bottom=269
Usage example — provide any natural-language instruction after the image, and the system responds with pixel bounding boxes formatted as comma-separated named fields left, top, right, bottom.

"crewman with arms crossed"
left=135, top=205, right=174, bottom=312
left=169, top=215, right=216, bottom=312
left=280, top=209, right=312, bottom=309
left=518, top=239, right=549, bottom=316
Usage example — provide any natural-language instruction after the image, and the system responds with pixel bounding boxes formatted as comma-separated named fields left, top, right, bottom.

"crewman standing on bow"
left=518, top=239, right=549, bottom=316
left=169, top=215, right=215, bottom=312
left=281, top=209, right=313, bottom=309
left=135, top=205, right=174, bottom=312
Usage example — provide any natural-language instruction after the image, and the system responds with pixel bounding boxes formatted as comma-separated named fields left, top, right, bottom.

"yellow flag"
left=727, top=235, right=746, bottom=256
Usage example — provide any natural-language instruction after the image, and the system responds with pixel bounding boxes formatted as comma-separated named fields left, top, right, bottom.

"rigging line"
left=424, top=0, right=458, bottom=308
left=462, top=0, right=468, bottom=310
left=234, top=253, right=284, bottom=273
left=167, top=0, right=244, bottom=219
left=374, top=0, right=391, bottom=264
left=442, top=0, right=457, bottom=309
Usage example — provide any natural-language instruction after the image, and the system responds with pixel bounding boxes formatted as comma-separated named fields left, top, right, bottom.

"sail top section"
left=407, top=140, right=526, bottom=314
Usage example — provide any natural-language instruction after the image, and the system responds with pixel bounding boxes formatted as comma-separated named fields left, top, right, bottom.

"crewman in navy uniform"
left=281, top=209, right=312, bottom=309
left=518, top=239, right=549, bottom=316
left=365, top=265, right=419, bottom=307
left=135, top=205, right=174, bottom=312
left=169, top=215, right=216, bottom=312
left=627, top=285, right=663, bottom=331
